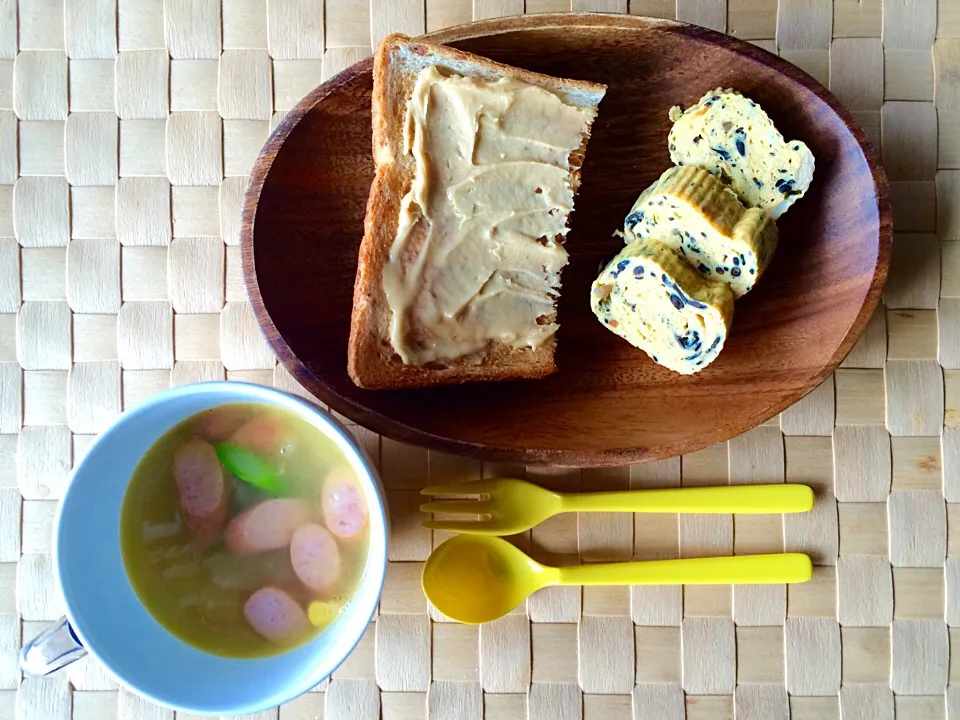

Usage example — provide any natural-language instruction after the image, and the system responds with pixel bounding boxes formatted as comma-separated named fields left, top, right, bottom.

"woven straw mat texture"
left=1, top=0, right=959, bottom=718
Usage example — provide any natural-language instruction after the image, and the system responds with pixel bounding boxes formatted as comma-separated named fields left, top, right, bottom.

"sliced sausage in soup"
left=290, top=523, right=341, bottom=593
left=230, top=417, right=287, bottom=456
left=226, top=498, right=310, bottom=555
left=197, top=405, right=254, bottom=444
left=321, top=469, right=369, bottom=539
left=243, top=587, right=310, bottom=644
left=173, top=439, right=228, bottom=547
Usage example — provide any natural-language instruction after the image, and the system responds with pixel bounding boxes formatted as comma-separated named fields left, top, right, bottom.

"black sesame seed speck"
left=711, top=146, right=731, bottom=161
left=734, top=129, right=746, bottom=157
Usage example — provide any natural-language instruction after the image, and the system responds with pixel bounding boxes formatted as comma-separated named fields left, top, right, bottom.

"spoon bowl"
left=421, top=535, right=555, bottom=623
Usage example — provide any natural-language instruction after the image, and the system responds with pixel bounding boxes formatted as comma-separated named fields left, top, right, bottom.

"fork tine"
left=419, top=500, right=495, bottom=515
left=422, top=519, right=498, bottom=533
left=420, top=480, right=498, bottom=496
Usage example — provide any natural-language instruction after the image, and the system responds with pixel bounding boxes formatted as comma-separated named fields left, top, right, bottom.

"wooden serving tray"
left=241, top=13, right=891, bottom=467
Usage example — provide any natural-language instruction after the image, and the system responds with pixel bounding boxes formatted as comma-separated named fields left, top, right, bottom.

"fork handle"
left=557, top=553, right=812, bottom=586
left=562, top=484, right=814, bottom=514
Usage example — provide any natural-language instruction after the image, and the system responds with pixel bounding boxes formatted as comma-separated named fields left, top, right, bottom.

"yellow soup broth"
left=120, top=402, right=370, bottom=659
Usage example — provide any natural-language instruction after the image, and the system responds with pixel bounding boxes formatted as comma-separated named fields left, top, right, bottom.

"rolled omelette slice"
left=623, top=165, right=778, bottom=298
left=667, top=88, right=815, bottom=219
left=591, top=237, right=735, bottom=375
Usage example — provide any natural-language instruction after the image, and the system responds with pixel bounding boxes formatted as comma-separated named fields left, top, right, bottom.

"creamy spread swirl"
left=381, top=65, right=596, bottom=366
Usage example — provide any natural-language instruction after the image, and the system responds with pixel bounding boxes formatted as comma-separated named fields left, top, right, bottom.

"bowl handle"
left=19, top=616, right=87, bottom=676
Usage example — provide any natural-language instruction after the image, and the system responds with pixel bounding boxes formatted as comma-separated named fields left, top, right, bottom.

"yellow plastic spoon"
left=422, top=534, right=812, bottom=624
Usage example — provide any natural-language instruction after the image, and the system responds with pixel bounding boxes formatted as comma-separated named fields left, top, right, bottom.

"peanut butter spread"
left=381, top=65, right=596, bottom=366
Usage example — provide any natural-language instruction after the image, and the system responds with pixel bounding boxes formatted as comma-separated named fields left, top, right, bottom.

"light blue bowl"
left=20, top=381, right=389, bottom=716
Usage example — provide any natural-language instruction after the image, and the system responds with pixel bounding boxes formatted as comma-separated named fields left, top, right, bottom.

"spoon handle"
left=557, top=553, right=812, bottom=586
left=562, top=484, right=814, bottom=514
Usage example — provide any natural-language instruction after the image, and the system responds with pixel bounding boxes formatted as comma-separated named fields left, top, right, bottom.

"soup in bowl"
left=122, top=401, right=373, bottom=658
left=20, top=381, right=388, bottom=716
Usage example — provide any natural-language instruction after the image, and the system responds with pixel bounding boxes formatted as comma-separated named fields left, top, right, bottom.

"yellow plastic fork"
left=420, top=478, right=814, bottom=535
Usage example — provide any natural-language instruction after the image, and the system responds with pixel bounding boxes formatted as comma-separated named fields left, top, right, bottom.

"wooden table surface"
left=1, top=1, right=957, bottom=719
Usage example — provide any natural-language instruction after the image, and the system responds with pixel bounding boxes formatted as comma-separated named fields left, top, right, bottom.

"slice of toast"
left=347, top=33, right=606, bottom=390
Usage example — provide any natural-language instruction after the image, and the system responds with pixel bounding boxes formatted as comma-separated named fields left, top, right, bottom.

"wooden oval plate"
left=242, top=13, right=892, bottom=467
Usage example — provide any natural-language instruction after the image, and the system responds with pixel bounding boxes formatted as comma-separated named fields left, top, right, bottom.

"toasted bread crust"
left=347, top=33, right=606, bottom=390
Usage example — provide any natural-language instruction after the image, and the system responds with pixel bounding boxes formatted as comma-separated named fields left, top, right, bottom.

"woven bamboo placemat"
left=0, top=0, right=956, bottom=718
